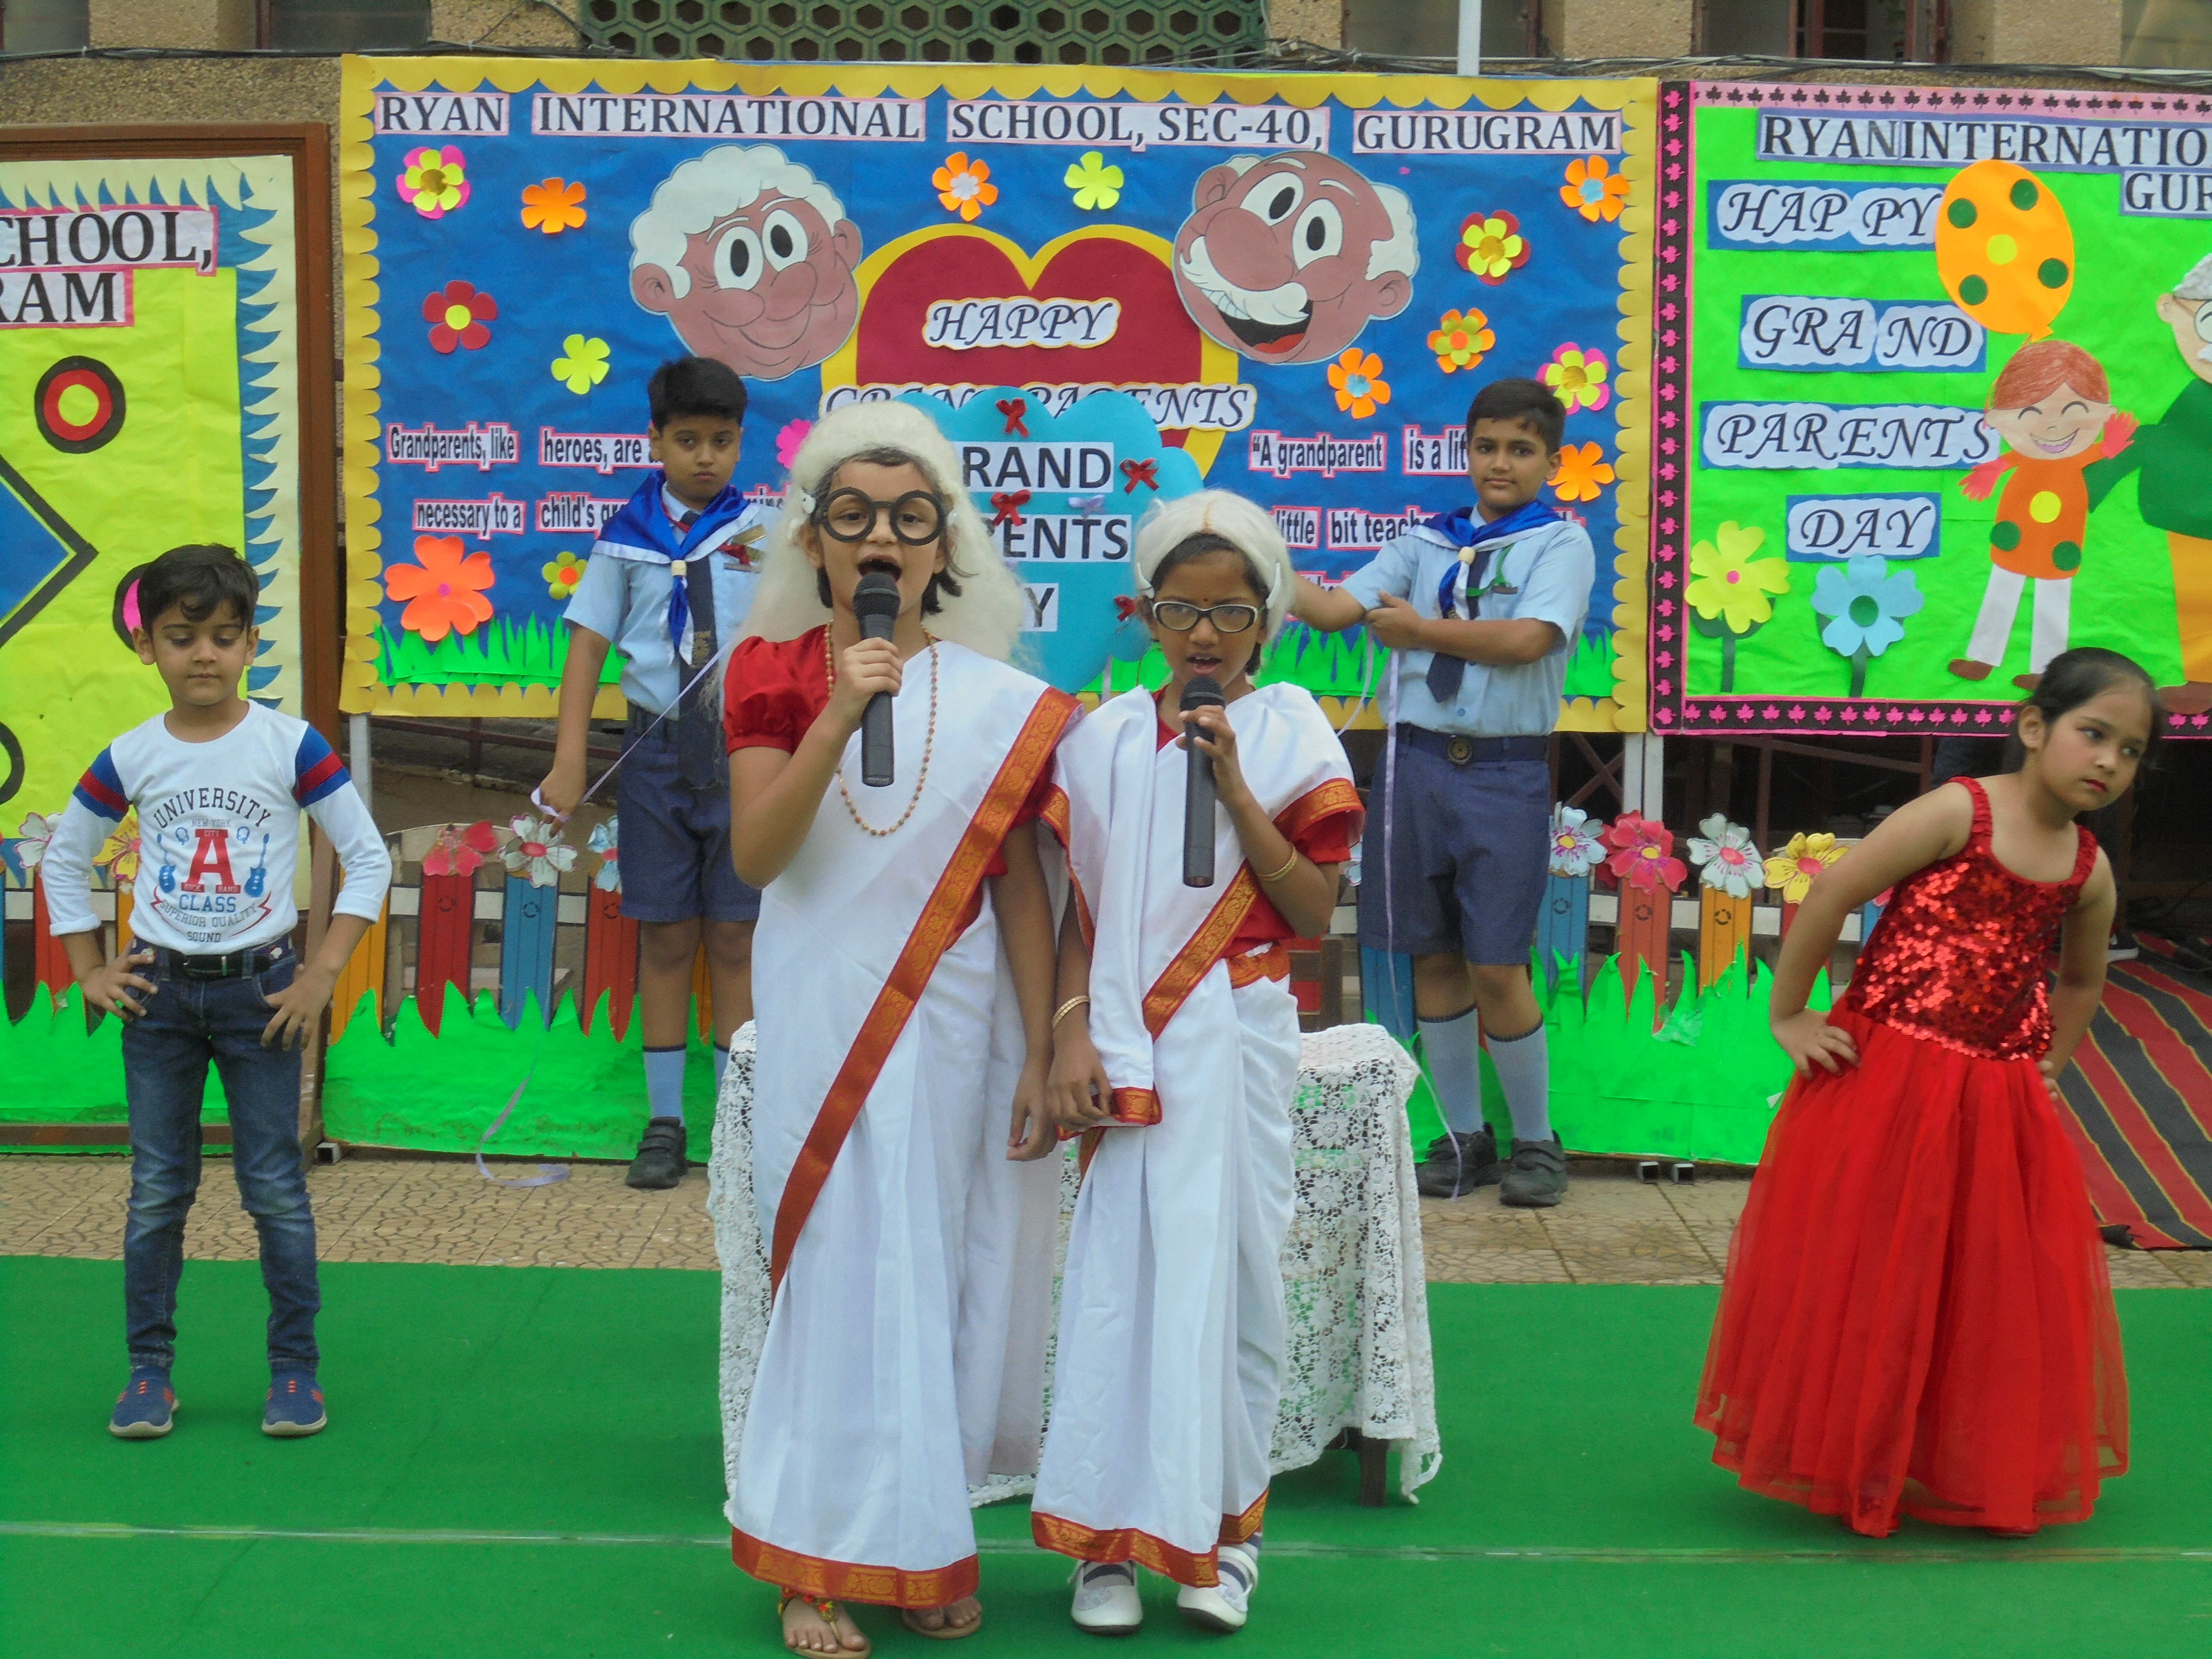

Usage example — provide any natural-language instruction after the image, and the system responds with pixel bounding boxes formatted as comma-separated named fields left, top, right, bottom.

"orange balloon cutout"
left=1935, top=160, right=2073, bottom=340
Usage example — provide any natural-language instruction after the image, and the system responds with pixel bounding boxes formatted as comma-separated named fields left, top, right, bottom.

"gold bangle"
left=1256, top=846, right=1301, bottom=884
left=1051, top=995, right=1091, bottom=1029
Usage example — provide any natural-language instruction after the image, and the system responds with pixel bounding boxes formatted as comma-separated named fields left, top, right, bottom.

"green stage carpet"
left=3, top=1258, right=2209, bottom=1657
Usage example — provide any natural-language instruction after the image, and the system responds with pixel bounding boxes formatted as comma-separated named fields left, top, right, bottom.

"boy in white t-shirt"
left=43, top=545, right=392, bottom=1442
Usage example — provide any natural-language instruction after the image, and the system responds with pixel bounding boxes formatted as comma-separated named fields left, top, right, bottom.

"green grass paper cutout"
left=0, top=988, right=231, bottom=1126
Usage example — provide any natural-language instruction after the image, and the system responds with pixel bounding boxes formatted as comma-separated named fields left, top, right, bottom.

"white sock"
left=1488, top=1021, right=1552, bottom=1143
left=1416, top=1006, right=1483, bottom=1136
left=644, top=1045, right=686, bottom=1126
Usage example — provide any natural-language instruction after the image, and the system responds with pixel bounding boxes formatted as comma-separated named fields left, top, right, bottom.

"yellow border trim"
left=339, top=56, right=1655, bottom=721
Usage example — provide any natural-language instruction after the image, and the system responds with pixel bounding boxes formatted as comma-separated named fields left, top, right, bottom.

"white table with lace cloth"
left=706, top=1019, right=1441, bottom=1520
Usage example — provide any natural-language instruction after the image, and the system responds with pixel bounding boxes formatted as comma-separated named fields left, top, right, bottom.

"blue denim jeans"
left=123, top=951, right=320, bottom=1373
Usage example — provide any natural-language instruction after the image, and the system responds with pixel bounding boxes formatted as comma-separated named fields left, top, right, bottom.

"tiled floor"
left=3, top=1152, right=2202, bottom=1286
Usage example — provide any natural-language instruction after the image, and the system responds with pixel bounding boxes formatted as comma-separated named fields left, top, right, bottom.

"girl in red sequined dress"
left=1696, top=649, right=2162, bottom=1537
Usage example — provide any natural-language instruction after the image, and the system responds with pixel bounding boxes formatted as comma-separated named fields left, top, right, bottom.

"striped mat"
left=2058, top=938, right=2212, bottom=1249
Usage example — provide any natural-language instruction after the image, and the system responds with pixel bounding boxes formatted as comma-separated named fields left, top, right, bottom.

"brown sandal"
left=779, top=1590, right=870, bottom=1656
left=900, top=1598, right=983, bottom=1641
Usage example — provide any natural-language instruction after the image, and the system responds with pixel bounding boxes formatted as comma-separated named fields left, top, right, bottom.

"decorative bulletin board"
left=1653, top=80, right=2212, bottom=737
left=339, top=58, right=1655, bottom=729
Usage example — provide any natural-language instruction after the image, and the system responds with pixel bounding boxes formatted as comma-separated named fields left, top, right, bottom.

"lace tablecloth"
left=707, top=1020, right=1440, bottom=1517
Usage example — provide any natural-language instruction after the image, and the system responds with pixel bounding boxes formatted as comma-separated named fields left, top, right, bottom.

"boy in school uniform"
left=1291, top=378, right=1593, bottom=1207
left=538, top=357, right=769, bottom=1190
left=44, top=544, right=393, bottom=1439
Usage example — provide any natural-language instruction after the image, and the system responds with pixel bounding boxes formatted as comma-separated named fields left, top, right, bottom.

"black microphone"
left=1180, top=675, right=1224, bottom=888
left=852, top=571, right=901, bottom=787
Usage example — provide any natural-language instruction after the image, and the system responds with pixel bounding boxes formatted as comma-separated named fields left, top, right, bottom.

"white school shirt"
left=42, top=704, right=392, bottom=955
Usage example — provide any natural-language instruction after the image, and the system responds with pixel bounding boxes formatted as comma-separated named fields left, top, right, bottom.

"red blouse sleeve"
left=1293, top=806, right=1361, bottom=867
left=723, top=629, right=830, bottom=755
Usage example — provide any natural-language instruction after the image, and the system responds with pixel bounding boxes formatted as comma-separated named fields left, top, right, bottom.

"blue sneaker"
left=263, top=1368, right=326, bottom=1437
left=110, top=1367, right=176, bottom=1438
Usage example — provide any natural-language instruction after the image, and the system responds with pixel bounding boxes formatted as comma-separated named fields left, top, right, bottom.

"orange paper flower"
left=932, top=152, right=997, bottom=221
left=1560, top=155, right=1631, bottom=223
left=1428, top=307, right=1494, bottom=374
left=520, top=177, right=587, bottom=234
left=1327, top=348, right=1390, bottom=419
left=386, top=535, right=495, bottom=642
left=1549, top=441, right=1616, bottom=503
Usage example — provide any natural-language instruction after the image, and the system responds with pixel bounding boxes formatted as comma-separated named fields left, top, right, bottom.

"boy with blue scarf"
left=1291, top=378, right=1593, bottom=1207
left=538, top=357, right=770, bottom=1189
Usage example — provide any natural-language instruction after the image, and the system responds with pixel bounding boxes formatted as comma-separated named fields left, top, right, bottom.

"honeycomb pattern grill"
left=580, top=0, right=1268, bottom=65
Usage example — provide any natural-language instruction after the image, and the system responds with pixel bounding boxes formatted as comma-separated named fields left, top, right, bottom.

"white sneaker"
left=1071, top=1561, right=1142, bottom=1634
left=1176, top=1541, right=1258, bottom=1632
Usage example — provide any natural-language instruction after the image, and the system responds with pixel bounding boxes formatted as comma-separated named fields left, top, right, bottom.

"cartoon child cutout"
left=629, top=143, right=863, bottom=381
left=1951, top=339, right=2135, bottom=688
left=1172, top=151, right=1418, bottom=364
left=2084, top=250, right=2212, bottom=712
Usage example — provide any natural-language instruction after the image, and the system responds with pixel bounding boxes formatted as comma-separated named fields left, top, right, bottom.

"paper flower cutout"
left=503, top=815, right=578, bottom=888
left=422, top=821, right=499, bottom=878
left=1456, top=210, right=1530, bottom=283
left=543, top=550, right=586, bottom=602
left=94, top=811, right=140, bottom=885
left=1688, top=814, right=1762, bottom=898
left=1328, top=348, right=1390, bottom=419
left=386, top=535, right=495, bottom=642
left=933, top=152, right=997, bottom=221
left=1560, top=155, right=1629, bottom=223
left=776, top=419, right=812, bottom=470
left=422, top=280, right=495, bottom=354
left=1600, top=811, right=1686, bottom=893
left=14, top=811, right=54, bottom=872
left=1811, top=555, right=1923, bottom=660
left=1764, top=831, right=1843, bottom=904
left=398, top=146, right=469, bottom=219
left=1542, top=343, right=1610, bottom=413
left=551, top=334, right=610, bottom=395
left=1064, top=151, right=1124, bottom=211
left=1687, top=522, right=1789, bottom=634
left=520, top=177, right=586, bottom=234
left=1548, top=804, right=1605, bottom=878
left=587, top=817, right=621, bottom=893
left=1550, top=441, right=1616, bottom=504
left=1428, top=307, right=1494, bottom=374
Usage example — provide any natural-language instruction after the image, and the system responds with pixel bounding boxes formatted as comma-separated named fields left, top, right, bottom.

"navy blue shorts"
left=1357, top=731, right=1549, bottom=966
left=613, top=721, right=761, bottom=925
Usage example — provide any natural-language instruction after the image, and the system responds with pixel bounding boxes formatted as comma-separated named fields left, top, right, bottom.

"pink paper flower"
left=776, top=419, right=813, bottom=470
left=422, top=821, right=499, bottom=878
left=398, top=146, right=470, bottom=219
left=1600, top=812, right=1687, bottom=893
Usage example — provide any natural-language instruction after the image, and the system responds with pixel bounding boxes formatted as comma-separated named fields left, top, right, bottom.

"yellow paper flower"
left=933, top=152, right=998, bottom=221
left=1428, top=307, right=1494, bottom=373
left=94, top=811, right=140, bottom=885
left=1327, top=348, right=1390, bottom=419
left=1541, top=343, right=1610, bottom=413
left=1686, top=522, right=1791, bottom=634
left=543, top=550, right=586, bottom=600
left=1455, top=211, right=1529, bottom=283
left=1763, top=832, right=1843, bottom=904
left=551, top=334, right=610, bottom=395
left=1560, top=154, right=1630, bottom=222
left=1064, top=151, right=1124, bottom=211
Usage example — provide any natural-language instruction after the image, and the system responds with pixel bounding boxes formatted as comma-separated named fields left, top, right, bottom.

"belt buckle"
left=1445, top=736, right=1475, bottom=766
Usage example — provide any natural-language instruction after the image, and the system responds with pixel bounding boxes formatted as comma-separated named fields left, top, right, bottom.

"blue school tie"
left=672, top=509, right=725, bottom=790
left=1421, top=500, right=1559, bottom=705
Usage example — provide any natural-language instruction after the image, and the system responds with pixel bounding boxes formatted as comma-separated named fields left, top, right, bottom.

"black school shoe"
left=1499, top=1135, right=1569, bottom=1208
left=1416, top=1126, right=1504, bottom=1198
left=626, top=1119, right=688, bottom=1190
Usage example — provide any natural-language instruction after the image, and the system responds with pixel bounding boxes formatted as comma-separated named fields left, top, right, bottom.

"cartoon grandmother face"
left=1173, top=152, right=1418, bottom=365
left=629, top=144, right=864, bottom=383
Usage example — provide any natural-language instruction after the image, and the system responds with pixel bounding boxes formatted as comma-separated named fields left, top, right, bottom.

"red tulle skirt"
left=1695, top=1009, right=2129, bottom=1536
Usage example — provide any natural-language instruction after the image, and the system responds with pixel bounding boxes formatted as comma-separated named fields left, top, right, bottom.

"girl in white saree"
left=1033, top=492, right=1362, bottom=1635
left=720, top=401, right=1074, bottom=1655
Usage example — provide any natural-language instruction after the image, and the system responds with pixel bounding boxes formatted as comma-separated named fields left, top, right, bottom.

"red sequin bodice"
left=1841, top=778, right=2097, bottom=1062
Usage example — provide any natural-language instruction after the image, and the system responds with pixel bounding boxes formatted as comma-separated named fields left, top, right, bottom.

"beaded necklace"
left=824, top=623, right=939, bottom=838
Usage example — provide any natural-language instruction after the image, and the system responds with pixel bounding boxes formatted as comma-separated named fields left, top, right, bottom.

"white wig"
left=738, top=399, right=1027, bottom=663
left=629, top=144, right=849, bottom=300
left=2176, top=251, right=2212, bottom=302
left=1217, top=154, right=1419, bottom=283
left=1133, top=489, right=1294, bottom=647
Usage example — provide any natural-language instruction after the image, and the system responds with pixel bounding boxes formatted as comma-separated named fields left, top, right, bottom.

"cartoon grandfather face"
left=629, top=144, right=864, bottom=382
left=1172, top=152, right=1418, bottom=365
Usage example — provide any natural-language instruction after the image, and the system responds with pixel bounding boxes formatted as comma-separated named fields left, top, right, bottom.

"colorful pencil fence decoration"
left=1688, top=814, right=1762, bottom=991
left=1541, top=805, right=1605, bottom=991
left=1599, top=811, right=1686, bottom=1019
left=580, top=818, right=637, bottom=1040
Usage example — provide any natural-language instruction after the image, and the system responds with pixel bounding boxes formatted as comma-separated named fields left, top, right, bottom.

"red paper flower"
left=422, top=820, right=499, bottom=878
left=1599, top=811, right=1687, bottom=893
left=422, top=280, right=496, bottom=353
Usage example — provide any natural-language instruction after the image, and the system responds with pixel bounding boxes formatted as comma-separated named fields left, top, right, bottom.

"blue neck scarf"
left=1428, top=498, right=1561, bottom=619
left=591, top=471, right=752, bottom=657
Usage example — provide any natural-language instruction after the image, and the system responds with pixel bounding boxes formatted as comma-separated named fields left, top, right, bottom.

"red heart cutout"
left=853, top=230, right=1203, bottom=437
